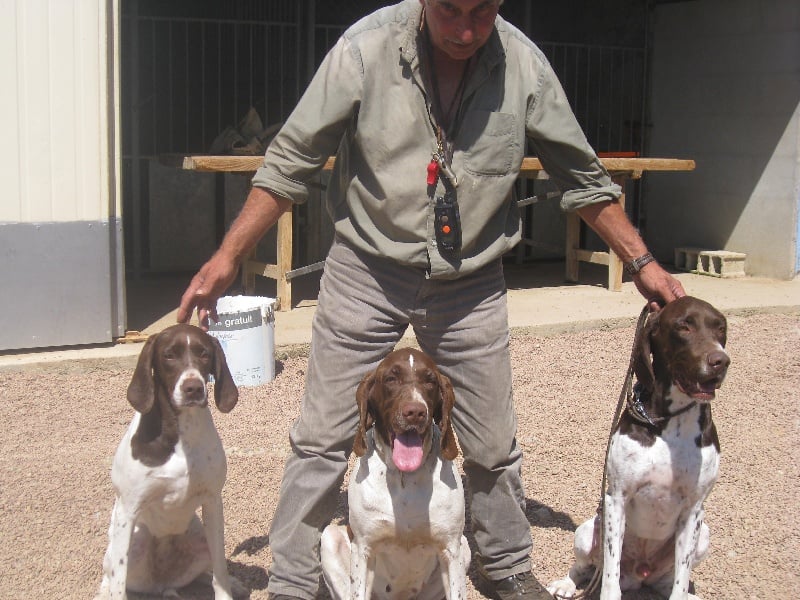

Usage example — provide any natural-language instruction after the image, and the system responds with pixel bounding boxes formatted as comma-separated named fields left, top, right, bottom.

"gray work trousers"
left=267, top=239, right=532, bottom=599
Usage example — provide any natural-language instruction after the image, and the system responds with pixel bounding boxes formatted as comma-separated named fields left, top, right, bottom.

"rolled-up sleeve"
left=251, top=36, right=364, bottom=204
left=525, top=64, right=621, bottom=211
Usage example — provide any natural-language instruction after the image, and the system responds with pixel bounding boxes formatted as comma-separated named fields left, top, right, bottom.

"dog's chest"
left=609, top=412, right=719, bottom=537
left=116, top=411, right=227, bottom=536
left=349, top=451, right=464, bottom=545
left=371, top=542, right=444, bottom=599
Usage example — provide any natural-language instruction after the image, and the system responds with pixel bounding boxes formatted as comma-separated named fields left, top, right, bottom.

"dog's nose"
left=707, top=350, right=730, bottom=373
left=182, top=378, right=206, bottom=400
left=401, top=401, right=428, bottom=426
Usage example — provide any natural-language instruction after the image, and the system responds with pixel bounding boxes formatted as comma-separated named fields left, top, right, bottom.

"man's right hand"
left=177, top=251, right=239, bottom=330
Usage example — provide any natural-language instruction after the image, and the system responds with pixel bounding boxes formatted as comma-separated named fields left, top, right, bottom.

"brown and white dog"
left=321, top=347, right=470, bottom=600
left=95, top=324, right=243, bottom=600
left=547, top=296, right=730, bottom=600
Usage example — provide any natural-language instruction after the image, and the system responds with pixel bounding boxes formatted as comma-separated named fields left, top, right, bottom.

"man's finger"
left=198, top=308, right=210, bottom=331
left=177, top=283, right=202, bottom=323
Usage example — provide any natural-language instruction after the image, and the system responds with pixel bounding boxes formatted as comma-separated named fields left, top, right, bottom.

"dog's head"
left=127, top=323, right=239, bottom=414
left=634, top=296, right=730, bottom=402
left=353, top=348, right=458, bottom=471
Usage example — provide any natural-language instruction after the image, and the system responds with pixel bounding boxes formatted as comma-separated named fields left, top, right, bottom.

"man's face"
left=421, top=0, right=500, bottom=61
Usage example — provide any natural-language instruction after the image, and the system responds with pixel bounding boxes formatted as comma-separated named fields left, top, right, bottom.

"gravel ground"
left=1, top=310, right=798, bottom=599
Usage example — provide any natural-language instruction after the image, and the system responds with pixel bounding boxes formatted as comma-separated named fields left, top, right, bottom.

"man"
left=178, top=1, right=685, bottom=599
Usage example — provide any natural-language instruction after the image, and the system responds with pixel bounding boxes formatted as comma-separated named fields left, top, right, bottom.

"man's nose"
left=455, top=17, right=475, bottom=44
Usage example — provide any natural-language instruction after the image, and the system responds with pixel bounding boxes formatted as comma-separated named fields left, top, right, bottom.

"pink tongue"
left=392, top=431, right=424, bottom=472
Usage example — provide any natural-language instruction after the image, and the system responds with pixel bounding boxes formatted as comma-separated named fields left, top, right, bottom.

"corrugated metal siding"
left=0, top=0, right=115, bottom=223
left=0, top=0, right=125, bottom=350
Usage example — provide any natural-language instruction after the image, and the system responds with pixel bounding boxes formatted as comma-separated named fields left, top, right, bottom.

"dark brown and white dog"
left=321, top=348, right=470, bottom=600
left=95, top=324, right=243, bottom=600
left=547, top=296, right=730, bottom=600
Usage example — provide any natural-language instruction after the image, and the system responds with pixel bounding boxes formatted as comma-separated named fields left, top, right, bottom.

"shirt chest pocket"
left=462, top=110, right=519, bottom=177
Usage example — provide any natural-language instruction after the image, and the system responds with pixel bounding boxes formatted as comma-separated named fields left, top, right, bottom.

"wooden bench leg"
left=565, top=175, right=629, bottom=290
left=565, top=211, right=580, bottom=283
left=607, top=175, right=626, bottom=292
left=276, top=209, right=293, bottom=311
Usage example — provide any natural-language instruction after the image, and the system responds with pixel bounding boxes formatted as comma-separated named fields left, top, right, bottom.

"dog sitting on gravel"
left=95, top=324, right=245, bottom=600
left=320, top=347, right=470, bottom=600
left=547, top=296, right=730, bottom=600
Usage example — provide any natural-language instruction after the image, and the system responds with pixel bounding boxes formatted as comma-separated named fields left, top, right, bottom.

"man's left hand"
left=633, top=262, right=686, bottom=311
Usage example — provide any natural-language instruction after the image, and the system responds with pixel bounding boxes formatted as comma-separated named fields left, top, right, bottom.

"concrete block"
left=674, top=247, right=747, bottom=278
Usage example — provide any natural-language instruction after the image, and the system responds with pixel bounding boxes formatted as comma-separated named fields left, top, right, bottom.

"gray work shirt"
left=251, top=0, right=620, bottom=279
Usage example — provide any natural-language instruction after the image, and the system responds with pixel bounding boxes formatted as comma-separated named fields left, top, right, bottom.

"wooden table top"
left=163, top=154, right=695, bottom=176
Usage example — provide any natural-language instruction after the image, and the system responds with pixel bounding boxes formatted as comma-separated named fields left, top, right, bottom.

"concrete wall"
left=0, top=0, right=123, bottom=350
left=644, top=0, right=800, bottom=279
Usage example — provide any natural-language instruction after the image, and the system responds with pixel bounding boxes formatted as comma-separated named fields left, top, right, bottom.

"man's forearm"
left=576, top=200, right=650, bottom=264
left=219, top=186, right=293, bottom=264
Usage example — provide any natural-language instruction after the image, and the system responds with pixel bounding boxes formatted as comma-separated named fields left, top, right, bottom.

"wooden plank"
left=607, top=174, right=626, bottom=292
left=602, top=157, right=695, bottom=171
left=244, top=260, right=280, bottom=281
left=178, top=155, right=694, bottom=176
left=575, top=249, right=610, bottom=265
left=519, top=157, right=695, bottom=177
left=182, top=155, right=336, bottom=173
left=276, top=210, right=293, bottom=310
left=565, top=212, right=581, bottom=282
left=184, top=155, right=261, bottom=172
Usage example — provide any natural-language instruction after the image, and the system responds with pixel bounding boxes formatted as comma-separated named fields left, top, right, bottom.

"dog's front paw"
left=546, top=577, right=577, bottom=598
left=210, top=573, right=249, bottom=599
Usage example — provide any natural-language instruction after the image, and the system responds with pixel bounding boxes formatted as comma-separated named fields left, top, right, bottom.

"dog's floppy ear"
left=633, top=310, right=658, bottom=390
left=353, top=371, right=376, bottom=457
left=128, top=335, right=157, bottom=413
left=210, top=335, right=239, bottom=413
left=436, top=372, right=459, bottom=461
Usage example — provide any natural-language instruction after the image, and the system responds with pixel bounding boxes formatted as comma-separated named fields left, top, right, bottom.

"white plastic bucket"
left=208, top=295, right=276, bottom=386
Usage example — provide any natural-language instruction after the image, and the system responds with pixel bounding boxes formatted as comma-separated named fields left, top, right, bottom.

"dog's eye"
left=420, top=372, right=437, bottom=389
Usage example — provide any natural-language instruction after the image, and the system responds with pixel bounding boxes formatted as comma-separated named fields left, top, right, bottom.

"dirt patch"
left=1, top=312, right=798, bottom=599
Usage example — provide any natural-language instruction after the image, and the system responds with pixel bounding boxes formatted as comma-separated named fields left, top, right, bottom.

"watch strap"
left=625, top=252, right=655, bottom=275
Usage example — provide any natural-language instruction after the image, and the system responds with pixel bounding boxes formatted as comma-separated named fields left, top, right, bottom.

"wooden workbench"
left=172, top=155, right=695, bottom=309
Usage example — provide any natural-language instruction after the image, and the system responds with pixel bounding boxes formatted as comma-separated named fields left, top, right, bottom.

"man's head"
left=421, top=0, right=502, bottom=61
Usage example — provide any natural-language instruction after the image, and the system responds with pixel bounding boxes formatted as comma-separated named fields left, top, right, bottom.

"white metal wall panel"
left=0, top=0, right=125, bottom=350
left=0, top=1, right=23, bottom=220
left=0, top=0, right=112, bottom=223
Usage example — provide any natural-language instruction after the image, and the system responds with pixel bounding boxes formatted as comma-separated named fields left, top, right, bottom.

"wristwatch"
left=625, top=252, right=656, bottom=275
